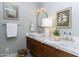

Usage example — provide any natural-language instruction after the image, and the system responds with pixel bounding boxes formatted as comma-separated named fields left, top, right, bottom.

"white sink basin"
left=43, top=38, right=55, bottom=44
left=29, top=33, right=43, bottom=36
left=57, top=40, right=79, bottom=50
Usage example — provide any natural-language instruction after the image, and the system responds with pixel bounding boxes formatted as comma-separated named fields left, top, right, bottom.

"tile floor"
left=3, top=49, right=33, bottom=57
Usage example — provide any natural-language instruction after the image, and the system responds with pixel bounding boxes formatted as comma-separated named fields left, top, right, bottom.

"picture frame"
left=56, top=7, right=72, bottom=28
left=3, top=2, right=18, bottom=20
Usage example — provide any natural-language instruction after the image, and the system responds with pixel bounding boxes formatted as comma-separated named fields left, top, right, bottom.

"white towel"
left=6, top=23, right=18, bottom=37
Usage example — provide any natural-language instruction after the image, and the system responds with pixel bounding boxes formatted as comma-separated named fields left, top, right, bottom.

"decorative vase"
left=53, top=35, right=61, bottom=41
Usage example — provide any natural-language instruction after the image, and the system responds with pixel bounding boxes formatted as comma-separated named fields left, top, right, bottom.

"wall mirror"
left=36, top=8, right=48, bottom=27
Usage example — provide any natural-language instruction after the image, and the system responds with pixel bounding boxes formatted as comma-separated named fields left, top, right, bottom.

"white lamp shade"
left=41, top=18, right=53, bottom=27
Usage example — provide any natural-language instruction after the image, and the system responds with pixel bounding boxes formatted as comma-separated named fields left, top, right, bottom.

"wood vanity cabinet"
left=26, top=36, right=76, bottom=57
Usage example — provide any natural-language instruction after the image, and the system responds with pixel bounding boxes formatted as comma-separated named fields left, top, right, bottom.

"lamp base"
left=44, top=28, right=51, bottom=37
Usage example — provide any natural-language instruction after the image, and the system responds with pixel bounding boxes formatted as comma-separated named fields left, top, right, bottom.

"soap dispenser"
left=68, top=32, right=72, bottom=41
left=63, top=32, right=67, bottom=40
left=30, top=23, right=35, bottom=33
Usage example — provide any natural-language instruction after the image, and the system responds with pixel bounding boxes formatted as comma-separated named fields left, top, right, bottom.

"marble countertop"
left=26, top=33, right=79, bottom=57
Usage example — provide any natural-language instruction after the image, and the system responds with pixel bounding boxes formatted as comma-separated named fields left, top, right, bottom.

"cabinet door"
left=33, top=40, right=56, bottom=57
left=41, top=44, right=56, bottom=57
left=31, top=39, right=43, bottom=56
left=56, top=49, right=76, bottom=57
left=27, top=37, right=34, bottom=50
left=27, top=37, right=31, bottom=49
left=27, top=37, right=44, bottom=56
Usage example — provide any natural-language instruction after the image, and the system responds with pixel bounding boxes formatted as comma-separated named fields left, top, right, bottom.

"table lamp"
left=41, top=18, right=53, bottom=37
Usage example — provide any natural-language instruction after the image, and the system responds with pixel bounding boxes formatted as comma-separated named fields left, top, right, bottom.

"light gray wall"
left=0, top=2, right=37, bottom=54
left=41, top=2, right=79, bottom=36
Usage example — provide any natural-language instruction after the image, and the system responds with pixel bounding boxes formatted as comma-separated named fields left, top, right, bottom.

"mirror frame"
left=36, top=9, right=48, bottom=27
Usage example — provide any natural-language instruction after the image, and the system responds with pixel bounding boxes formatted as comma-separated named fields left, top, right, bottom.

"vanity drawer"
left=27, top=37, right=44, bottom=56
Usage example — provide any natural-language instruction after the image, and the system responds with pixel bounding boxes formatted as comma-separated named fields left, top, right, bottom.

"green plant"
left=53, top=29, right=60, bottom=36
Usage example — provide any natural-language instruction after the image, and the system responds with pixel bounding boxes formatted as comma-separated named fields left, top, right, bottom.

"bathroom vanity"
left=26, top=33, right=79, bottom=57
left=27, top=37, right=75, bottom=57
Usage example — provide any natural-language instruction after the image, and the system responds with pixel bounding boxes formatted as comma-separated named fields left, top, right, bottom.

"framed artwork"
left=3, top=2, right=18, bottom=20
left=56, top=7, right=72, bottom=28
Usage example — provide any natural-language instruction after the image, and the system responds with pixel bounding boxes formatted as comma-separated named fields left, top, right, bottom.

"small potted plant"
left=53, top=29, right=60, bottom=41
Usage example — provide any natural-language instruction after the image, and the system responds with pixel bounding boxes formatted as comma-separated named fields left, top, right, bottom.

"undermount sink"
left=43, top=38, right=55, bottom=44
left=57, top=40, right=79, bottom=49
left=29, top=33, right=44, bottom=39
left=41, top=37, right=79, bottom=51
left=42, top=39, right=79, bottom=53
